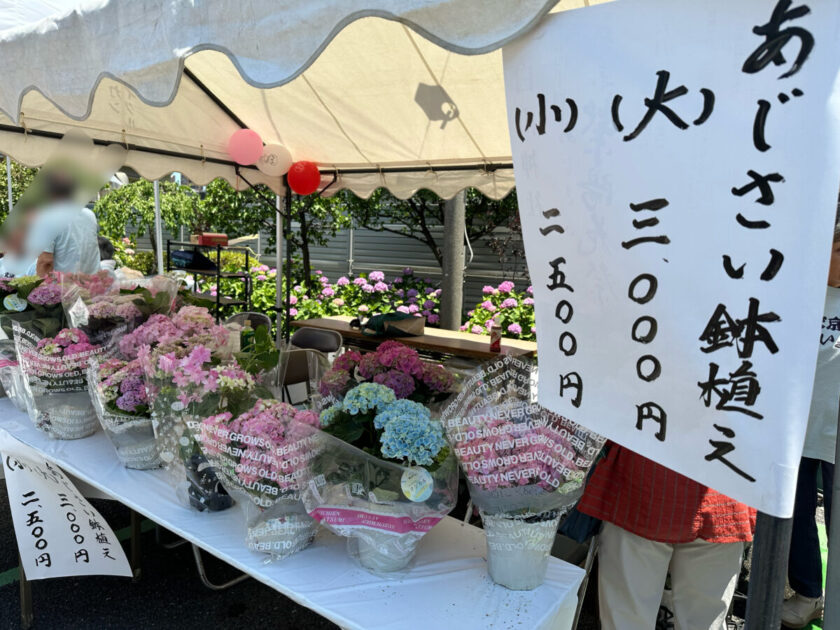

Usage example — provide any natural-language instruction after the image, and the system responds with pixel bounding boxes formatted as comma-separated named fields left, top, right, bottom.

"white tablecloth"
left=0, top=399, right=583, bottom=629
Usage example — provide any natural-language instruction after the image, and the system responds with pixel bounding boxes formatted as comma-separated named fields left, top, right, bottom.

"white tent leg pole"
left=153, top=180, right=164, bottom=275
left=275, top=193, right=283, bottom=347
left=440, top=191, right=466, bottom=330
left=5, top=155, right=13, bottom=214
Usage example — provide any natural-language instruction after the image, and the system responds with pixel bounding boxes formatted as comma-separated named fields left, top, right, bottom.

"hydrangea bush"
left=460, top=281, right=536, bottom=341
left=318, top=340, right=454, bottom=405
left=319, top=382, right=449, bottom=468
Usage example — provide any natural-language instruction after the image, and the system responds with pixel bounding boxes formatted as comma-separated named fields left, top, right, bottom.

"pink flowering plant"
left=0, top=274, right=66, bottom=338
left=96, top=358, right=149, bottom=417
left=318, top=340, right=454, bottom=407
left=13, top=323, right=112, bottom=439
left=197, top=399, right=322, bottom=557
left=138, top=305, right=280, bottom=511
left=460, top=281, right=536, bottom=341
left=89, top=356, right=161, bottom=469
left=441, top=355, right=605, bottom=516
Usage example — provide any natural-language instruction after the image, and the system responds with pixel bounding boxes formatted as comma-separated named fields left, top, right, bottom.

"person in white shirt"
left=781, top=224, right=840, bottom=628
left=25, top=172, right=100, bottom=276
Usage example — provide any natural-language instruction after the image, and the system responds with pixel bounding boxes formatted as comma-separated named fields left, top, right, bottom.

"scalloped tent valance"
left=0, top=0, right=605, bottom=199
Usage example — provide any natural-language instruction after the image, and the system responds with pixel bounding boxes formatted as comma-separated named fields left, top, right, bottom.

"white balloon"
left=256, top=144, right=293, bottom=176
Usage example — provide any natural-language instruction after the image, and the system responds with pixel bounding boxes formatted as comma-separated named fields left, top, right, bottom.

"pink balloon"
left=227, top=129, right=263, bottom=165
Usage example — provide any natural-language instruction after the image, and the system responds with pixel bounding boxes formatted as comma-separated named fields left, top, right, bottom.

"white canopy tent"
left=0, top=0, right=604, bottom=200
left=0, top=0, right=605, bottom=334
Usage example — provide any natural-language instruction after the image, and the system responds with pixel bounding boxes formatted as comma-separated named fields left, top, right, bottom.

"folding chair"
left=290, top=326, right=343, bottom=354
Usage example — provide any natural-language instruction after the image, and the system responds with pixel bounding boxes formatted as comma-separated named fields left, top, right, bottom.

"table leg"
left=130, top=509, right=142, bottom=581
left=18, top=553, right=32, bottom=630
left=191, top=544, right=249, bottom=591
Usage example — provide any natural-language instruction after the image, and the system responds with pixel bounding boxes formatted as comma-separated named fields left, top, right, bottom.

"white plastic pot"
left=355, top=529, right=417, bottom=573
left=246, top=514, right=318, bottom=557
left=481, top=510, right=561, bottom=590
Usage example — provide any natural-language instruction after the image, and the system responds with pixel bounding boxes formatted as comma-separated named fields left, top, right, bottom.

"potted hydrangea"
left=304, top=381, right=458, bottom=572
left=198, top=399, right=321, bottom=558
left=441, top=355, right=605, bottom=590
left=89, top=357, right=160, bottom=469
left=14, top=326, right=109, bottom=439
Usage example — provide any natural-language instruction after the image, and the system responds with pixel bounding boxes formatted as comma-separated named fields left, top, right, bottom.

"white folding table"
left=0, top=399, right=584, bottom=629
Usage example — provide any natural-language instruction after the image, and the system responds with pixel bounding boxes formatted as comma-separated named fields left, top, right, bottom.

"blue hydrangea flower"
left=373, top=398, right=430, bottom=430
left=379, top=415, right=447, bottom=466
left=319, top=404, right=343, bottom=427
left=341, top=382, right=396, bottom=415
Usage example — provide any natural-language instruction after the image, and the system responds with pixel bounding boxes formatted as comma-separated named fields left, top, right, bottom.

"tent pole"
left=743, top=512, right=793, bottom=628
left=440, top=191, right=466, bottom=330
left=283, top=182, right=293, bottom=343
left=5, top=155, right=12, bottom=214
left=153, top=180, right=164, bottom=275
left=821, top=398, right=840, bottom=626
left=275, top=193, right=283, bottom=347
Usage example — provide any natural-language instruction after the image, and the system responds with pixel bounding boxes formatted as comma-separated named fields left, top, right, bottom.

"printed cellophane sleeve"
left=299, top=430, right=459, bottom=574
left=13, top=320, right=116, bottom=439
left=440, top=355, right=606, bottom=518
left=87, top=356, right=161, bottom=470
left=195, top=398, right=322, bottom=560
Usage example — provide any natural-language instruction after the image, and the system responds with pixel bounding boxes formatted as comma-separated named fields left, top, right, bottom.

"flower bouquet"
left=13, top=325, right=113, bottom=439
left=88, top=357, right=160, bottom=469
left=197, top=400, right=322, bottom=559
left=303, top=381, right=458, bottom=573
left=440, top=355, right=605, bottom=590
left=317, top=340, right=454, bottom=409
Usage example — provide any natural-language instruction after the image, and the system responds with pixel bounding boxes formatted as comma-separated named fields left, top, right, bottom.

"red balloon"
left=227, top=129, right=263, bottom=165
left=287, top=161, right=321, bottom=195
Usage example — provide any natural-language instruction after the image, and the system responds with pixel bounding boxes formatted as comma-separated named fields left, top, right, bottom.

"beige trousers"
left=598, top=521, right=744, bottom=630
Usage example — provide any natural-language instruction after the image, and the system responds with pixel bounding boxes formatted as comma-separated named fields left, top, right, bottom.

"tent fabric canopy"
left=0, top=0, right=601, bottom=199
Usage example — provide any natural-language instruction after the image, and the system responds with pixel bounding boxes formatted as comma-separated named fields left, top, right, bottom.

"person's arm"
left=36, top=252, right=54, bottom=277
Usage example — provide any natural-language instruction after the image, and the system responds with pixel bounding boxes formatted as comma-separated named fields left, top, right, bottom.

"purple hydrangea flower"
left=373, top=281, right=388, bottom=292
left=369, top=271, right=385, bottom=282
left=337, top=276, right=350, bottom=286
left=523, top=297, right=534, bottom=306
left=501, top=298, right=518, bottom=309
left=498, top=281, right=515, bottom=293
left=507, top=323, right=522, bottom=335
left=353, top=277, right=367, bottom=286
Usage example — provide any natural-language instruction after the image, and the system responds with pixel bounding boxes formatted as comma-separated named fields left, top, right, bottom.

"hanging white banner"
left=0, top=431, right=132, bottom=579
left=504, top=0, right=840, bottom=516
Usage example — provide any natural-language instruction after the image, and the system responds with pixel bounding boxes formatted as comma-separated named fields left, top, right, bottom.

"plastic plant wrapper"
left=440, top=355, right=605, bottom=590
left=88, top=357, right=160, bottom=470
left=303, top=382, right=458, bottom=573
left=0, top=274, right=66, bottom=340
left=142, top=311, right=279, bottom=512
left=0, top=339, right=29, bottom=412
left=13, top=322, right=117, bottom=439
left=302, top=431, right=458, bottom=573
left=62, top=272, right=177, bottom=343
left=196, top=399, right=321, bottom=559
